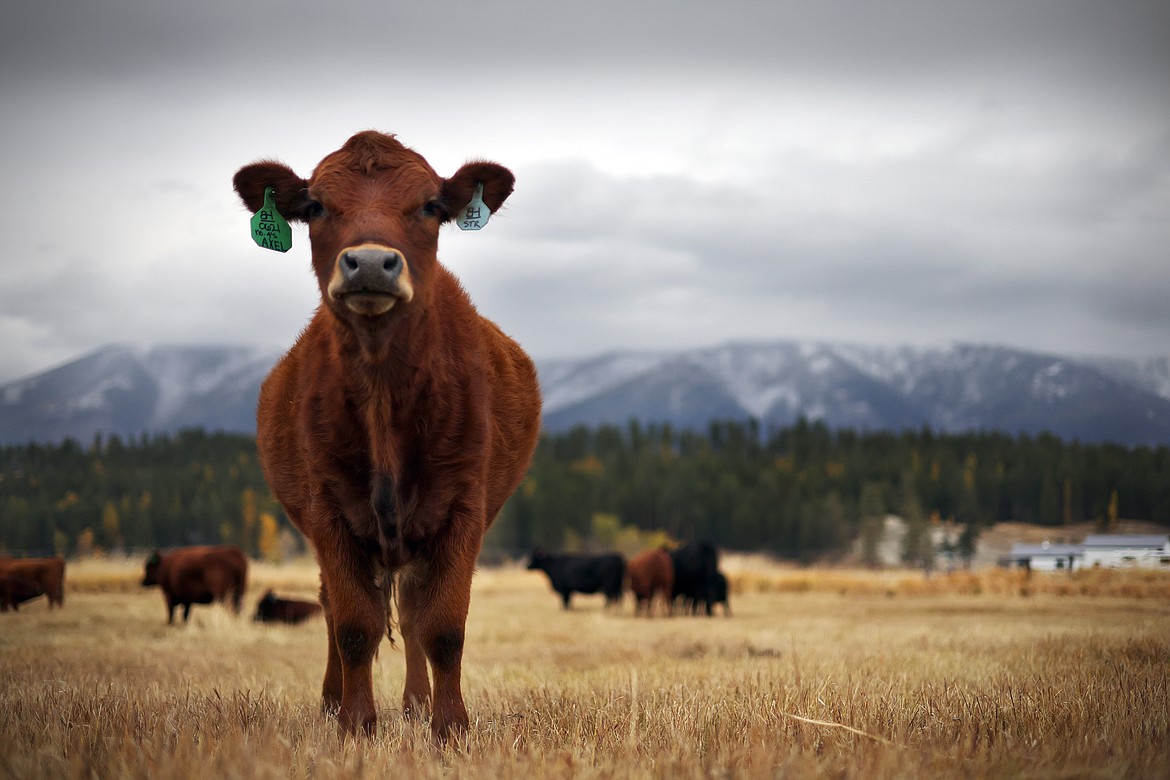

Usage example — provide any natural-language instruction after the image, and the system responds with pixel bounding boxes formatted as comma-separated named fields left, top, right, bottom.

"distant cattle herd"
left=1, top=541, right=731, bottom=620
left=526, top=540, right=731, bottom=617
left=0, top=547, right=318, bottom=624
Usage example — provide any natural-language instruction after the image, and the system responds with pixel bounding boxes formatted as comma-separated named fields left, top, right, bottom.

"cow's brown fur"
left=627, top=548, right=674, bottom=617
left=141, top=545, right=248, bottom=624
left=0, top=557, right=65, bottom=609
left=0, top=574, right=45, bottom=612
left=233, top=131, right=541, bottom=741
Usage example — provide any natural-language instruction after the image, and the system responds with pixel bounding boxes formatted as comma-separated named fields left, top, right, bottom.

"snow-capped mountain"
left=0, top=344, right=281, bottom=446
left=2, top=341, right=1169, bottom=447
left=538, top=341, right=1170, bottom=446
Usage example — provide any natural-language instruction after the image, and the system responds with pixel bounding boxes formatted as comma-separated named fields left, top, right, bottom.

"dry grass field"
left=2, top=556, right=1168, bottom=779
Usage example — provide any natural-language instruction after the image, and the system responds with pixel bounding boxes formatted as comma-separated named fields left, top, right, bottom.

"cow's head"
left=141, top=550, right=161, bottom=587
left=253, top=589, right=276, bottom=621
left=233, top=131, right=514, bottom=325
left=526, top=548, right=549, bottom=570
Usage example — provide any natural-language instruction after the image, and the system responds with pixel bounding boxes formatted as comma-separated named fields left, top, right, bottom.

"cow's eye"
left=421, top=199, right=450, bottom=222
left=304, top=199, right=326, bottom=220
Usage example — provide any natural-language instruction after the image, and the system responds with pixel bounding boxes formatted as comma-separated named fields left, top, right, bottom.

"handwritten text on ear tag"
left=251, top=187, right=292, bottom=252
left=457, top=183, right=490, bottom=231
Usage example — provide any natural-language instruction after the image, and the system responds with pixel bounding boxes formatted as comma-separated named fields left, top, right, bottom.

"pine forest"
left=2, top=421, right=1168, bottom=561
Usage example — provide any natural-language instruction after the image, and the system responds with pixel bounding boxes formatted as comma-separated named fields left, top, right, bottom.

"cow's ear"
left=233, top=161, right=313, bottom=222
left=442, top=161, right=515, bottom=215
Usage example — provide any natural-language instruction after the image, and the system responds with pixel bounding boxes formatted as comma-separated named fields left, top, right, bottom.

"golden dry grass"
left=722, top=554, right=1170, bottom=599
left=2, top=558, right=1168, bottom=779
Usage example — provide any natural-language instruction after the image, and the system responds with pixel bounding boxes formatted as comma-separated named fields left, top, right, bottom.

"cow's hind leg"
left=205, top=568, right=232, bottom=614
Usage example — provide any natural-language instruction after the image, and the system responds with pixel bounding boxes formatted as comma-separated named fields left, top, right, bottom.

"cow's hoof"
left=430, top=710, right=469, bottom=744
left=338, top=706, right=376, bottom=737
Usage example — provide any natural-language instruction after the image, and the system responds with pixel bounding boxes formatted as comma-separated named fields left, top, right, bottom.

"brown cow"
left=233, top=131, right=541, bottom=741
left=627, top=548, right=674, bottom=617
left=141, top=546, right=248, bottom=624
left=254, top=589, right=323, bottom=625
left=0, top=556, right=65, bottom=609
left=0, top=574, right=45, bottom=612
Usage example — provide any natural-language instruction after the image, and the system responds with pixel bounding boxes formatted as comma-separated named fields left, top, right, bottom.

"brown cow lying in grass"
left=254, top=590, right=323, bottom=625
left=141, top=546, right=248, bottom=624
left=233, top=130, right=541, bottom=741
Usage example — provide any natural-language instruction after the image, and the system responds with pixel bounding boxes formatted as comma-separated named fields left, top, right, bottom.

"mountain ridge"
left=537, top=340, right=1170, bottom=446
left=2, top=340, right=1169, bottom=447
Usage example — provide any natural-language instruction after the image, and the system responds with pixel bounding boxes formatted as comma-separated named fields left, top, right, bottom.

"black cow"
left=527, top=550, right=626, bottom=609
left=681, top=569, right=730, bottom=616
left=670, top=541, right=720, bottom=617
left=712, top=570, right=730, bottom=616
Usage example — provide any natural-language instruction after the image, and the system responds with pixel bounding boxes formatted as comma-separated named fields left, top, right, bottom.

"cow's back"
left=562, top=554, right=624, bottom=594
left=164, top=546, right=247, bottom=601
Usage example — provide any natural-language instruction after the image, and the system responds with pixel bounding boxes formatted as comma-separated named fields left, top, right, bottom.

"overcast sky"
left=1, top=0, right=1167, bottom=384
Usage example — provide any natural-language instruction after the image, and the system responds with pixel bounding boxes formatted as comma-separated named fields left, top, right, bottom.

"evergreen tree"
left=899, top=478, right=931, bottom=571
left=2, top=424, right=1168, bottom=561
left=858, top=482, right=886, bottom=568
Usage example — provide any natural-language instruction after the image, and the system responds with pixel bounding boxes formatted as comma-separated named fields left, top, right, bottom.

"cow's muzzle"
left=328, top=243, right=414, bottom=316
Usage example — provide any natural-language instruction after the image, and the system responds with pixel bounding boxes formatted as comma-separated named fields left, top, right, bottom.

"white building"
left=1006, top=534, right=1170, bottom=572
left=1081, top=535, right=1170, bottom=569
left=1007, top=541, right=1084, bottom=572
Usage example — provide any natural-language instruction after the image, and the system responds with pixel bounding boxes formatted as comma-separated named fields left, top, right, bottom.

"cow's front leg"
left=397, top=574, right=432, bottom=720
left=318, top=538, right=386, bottom=736
left=319, top=579, right=342, bottom=714
left=410, top=526, right=482, bottom=742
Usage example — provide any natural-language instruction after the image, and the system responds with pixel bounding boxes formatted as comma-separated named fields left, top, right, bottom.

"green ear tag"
left=250, top=187, right=292, bottom=252
left=457, top=183, right=491, bottom=231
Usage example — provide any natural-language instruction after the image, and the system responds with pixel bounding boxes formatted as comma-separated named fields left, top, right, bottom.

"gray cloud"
left=1, top=0, right=1168, bottom=383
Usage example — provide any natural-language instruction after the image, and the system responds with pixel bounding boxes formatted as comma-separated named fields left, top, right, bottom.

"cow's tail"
left=382, top=570, right=398, bottom=649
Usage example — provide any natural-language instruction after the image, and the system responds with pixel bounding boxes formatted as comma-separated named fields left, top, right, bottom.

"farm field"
left=2, top=557, right=1169, bottom=779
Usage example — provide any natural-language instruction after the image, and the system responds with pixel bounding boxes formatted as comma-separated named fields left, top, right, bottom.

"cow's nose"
left=339, top=246, right=403, bottom=284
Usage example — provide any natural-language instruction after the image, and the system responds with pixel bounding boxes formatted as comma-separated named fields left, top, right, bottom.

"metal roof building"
left=1006, top=534, right=1170, bottom=572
